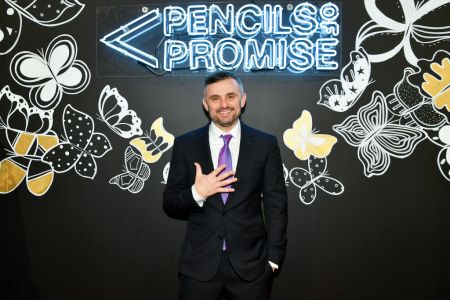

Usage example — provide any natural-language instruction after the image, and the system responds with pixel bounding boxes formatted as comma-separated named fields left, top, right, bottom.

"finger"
left=194, top=162, right=203, bottom=178
left=211, top=164, right=227, bottom=176
left=217, top=187, right=235, bottom=193
left=216, top=170, right=235, bottom=181
left=217, top=177, right=238, bottom=187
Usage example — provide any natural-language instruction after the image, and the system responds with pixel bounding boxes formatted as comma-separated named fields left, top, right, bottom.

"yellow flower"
left=130, top=117, right=174, bottom=163
left=421, top=55, right=450, bottom=112
left=283, top=110, right=337, bottom=160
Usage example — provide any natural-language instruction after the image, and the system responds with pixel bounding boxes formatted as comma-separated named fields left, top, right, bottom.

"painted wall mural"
left=1, top=1, right=450, bottom=299
left=333, top=91, right=426, bottom=177
left=97, top=85, right=143, bottom=138
left=0, top=1, right=85, bottom=55
left=1, top=31, right=174, bottom=196
left=316, top=0, right=450, bottom=182
left=1, top=1, right=449, bottom=196
left=10, top=34, right=91, bottom=110
left=109, top=146, right=151, bottom=194
left=289, top=156, right=344, bottom=205
left=0, top=85, right=57, bottom=196
left=283, top=110, right=344, bottom=204
left=42, top=104, right=112, bottom=180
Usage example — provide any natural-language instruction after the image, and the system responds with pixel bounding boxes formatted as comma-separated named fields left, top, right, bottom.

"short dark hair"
left=203, top=71, right=244, bottom=95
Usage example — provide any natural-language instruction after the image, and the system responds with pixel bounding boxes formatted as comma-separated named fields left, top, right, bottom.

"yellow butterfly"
left=130, top=117, right=174, bottom=163
left=283, top=110, right=337, bottom=160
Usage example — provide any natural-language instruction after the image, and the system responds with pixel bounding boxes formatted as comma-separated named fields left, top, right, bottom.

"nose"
left=219, top=97, right=227, bottom=108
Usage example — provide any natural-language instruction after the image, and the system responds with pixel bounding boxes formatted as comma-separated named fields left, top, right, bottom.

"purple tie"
left=218, top=134, right=232, bottom=251
left=218, top=134, right=233, bottom=204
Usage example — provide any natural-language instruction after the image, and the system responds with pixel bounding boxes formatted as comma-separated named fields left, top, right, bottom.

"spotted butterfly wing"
left=5, top=0, right=85, bottom=27
left=314, top=176, right=344, bottom=195
left=386, top=68, right=446, bottom=129
left=289, top=167, right=317, bottom=205
left=43, top=105, right=111, bottom=179
left=306, top=156, right=343, bottom=196
left=109, top=146, right=150, bottom=193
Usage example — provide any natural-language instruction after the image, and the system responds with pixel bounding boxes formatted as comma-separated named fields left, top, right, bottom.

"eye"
left=227, top=94, right=237, bottom=100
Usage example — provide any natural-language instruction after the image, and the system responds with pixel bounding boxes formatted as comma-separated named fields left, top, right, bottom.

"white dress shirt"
left=192, top=121, right=241, bottom=203
left=191, top=120, right=278, bottom=270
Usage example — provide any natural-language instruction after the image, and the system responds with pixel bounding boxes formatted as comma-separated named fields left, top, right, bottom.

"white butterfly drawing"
left=42, top=105, right=112, bottom=179
left=161, top=162, right=170, bottom=185
left=109, top=146, right=151, bottom=193
left=318, top=48, right=373, bottom=112
left=333, top=90, right=427, bottom=177
left=5, top=0, right=85, bottom=27
left=10, top=34, right=91, bottom=110
left=289, top=156, right=344, bottom=205
left=97, top=85, right=143, bottom=138
left=426, top=124, right=450, bottom=182
left=1, top=1, right=85, bottom=55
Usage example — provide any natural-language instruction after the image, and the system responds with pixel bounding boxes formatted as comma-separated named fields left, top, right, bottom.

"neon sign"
left=99, top=2, right=341, bottom=75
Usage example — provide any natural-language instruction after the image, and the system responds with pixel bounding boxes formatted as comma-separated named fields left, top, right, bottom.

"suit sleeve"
left=163, top=137, right=201, bottom=220
left=263, top=138, right=288, bottom=268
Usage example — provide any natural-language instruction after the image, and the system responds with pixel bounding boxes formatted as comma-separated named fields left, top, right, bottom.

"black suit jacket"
left=163, top=122, right=288, bottom=281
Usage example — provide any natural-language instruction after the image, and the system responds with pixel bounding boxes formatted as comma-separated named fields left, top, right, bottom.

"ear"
left=202, top=99, right=209, bottom=111
left=240, top=93, right=247, bottom=108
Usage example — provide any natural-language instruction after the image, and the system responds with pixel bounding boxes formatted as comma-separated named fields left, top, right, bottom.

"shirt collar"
left=209, top=120, right=241, bottom=140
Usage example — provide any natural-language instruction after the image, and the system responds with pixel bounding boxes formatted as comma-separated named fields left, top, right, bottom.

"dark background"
left=1, top=0, right=449, bottom=299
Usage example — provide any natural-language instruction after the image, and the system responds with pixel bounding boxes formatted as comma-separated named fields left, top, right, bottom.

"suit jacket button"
left=222, top=211, right=227, bottom=216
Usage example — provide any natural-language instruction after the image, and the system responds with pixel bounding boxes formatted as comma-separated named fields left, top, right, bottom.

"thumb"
left=194, top=162, right=203, bottom=178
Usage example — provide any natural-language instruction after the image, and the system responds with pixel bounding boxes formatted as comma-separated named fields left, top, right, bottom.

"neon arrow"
left=100, top=8, right=162, bottom=69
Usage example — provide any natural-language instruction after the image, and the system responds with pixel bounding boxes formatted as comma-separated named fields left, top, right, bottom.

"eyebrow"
left=208, top=92, right=239, bottom=99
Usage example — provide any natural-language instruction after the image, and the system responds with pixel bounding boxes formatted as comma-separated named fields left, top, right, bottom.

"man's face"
left=203, top=78, right=247, bottom=132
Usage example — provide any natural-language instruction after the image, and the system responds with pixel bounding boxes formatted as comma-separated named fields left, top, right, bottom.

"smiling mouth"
left=218, top=110, right=233, bottom=115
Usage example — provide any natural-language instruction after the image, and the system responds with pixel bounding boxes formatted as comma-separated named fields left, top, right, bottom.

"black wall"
left=1, top=1, right=449, bottom=299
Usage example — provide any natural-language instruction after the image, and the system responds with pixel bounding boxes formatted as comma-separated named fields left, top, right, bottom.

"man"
left=163, top=71, right=288, bottom=300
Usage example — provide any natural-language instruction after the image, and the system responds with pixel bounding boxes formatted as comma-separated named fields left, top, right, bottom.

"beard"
left=210, top=107, right=240, bottom=128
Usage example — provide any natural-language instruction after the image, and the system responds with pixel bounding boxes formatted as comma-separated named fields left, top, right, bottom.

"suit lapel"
left=194, top=124, right=214, bottom=174
left=194, top=124, right=223, bottom=211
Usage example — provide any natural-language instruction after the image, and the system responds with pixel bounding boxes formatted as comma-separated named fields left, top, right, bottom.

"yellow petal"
left=13, top=132, right=35, bottom=156
left=152, top=117, right=175, bottom=146
left=283, top=128, right=300, bottom=151
left=307, top=134, right=338, bottom=158
left=0, top=159, right=26, bottom=193
left=37, top=132, right=59, bottom=151
left=292, top=110, right=312, bottom=138
left=130, top=138, right=160, bottom=163
left=130, top=117, right=175, bottom=164
left=27, top=171, right=53, bottom=196
left=294, top=148, right=311, bottom=161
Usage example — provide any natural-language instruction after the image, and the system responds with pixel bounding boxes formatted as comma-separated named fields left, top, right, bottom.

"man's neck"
left=212, top=121, right=239, bottom=133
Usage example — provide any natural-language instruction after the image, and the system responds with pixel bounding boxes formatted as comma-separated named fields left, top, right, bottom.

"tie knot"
left=221, top=134, right=232, bottom=145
